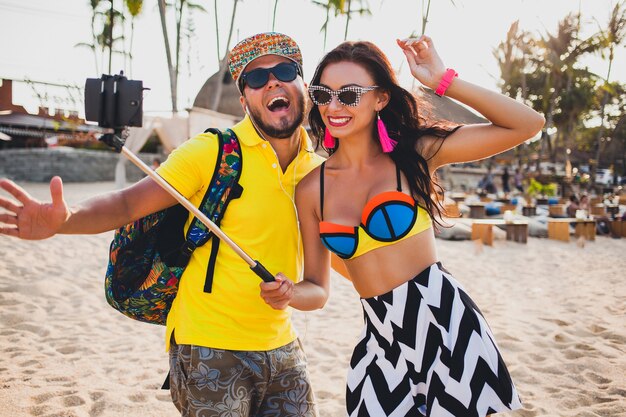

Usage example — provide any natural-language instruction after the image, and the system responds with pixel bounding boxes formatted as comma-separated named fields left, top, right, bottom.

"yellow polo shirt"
left=157, top=116, right=324, bottom=351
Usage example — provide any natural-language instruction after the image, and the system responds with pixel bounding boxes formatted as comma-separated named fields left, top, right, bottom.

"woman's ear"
left=376, top=89, right=391, bottom=111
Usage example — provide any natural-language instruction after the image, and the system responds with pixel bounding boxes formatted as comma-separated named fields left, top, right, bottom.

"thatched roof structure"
left=193, top=71, right=244, bottom=118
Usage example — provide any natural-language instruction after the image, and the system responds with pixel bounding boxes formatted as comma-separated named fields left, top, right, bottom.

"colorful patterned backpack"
left=104, top=128, right=243, bottom=325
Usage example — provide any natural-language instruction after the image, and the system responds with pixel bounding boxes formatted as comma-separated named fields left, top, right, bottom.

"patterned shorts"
left=169, top=338, right=317, bottom=417
left=347, top=262, right=522, bottom=417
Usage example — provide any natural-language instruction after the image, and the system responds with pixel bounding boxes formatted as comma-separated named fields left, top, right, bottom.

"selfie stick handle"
left=101, top=133, right=275, bottom=283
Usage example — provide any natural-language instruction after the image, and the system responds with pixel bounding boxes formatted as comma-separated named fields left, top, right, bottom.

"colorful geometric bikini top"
left=318, top=161, right=432, bottom=260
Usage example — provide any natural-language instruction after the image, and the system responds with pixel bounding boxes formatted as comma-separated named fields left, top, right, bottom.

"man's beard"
left=247, top=95, right=305, bottom=139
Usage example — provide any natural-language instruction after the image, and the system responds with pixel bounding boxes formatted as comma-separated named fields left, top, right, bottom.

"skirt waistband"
left=360, top=261, right=446, bottom=302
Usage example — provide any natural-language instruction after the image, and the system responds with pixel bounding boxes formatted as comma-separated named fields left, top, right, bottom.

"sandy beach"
left=1, top=181, right=625, bottom=417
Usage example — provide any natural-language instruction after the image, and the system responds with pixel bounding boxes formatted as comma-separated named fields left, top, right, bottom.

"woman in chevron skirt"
left=259, top=36, right=544, bottom=416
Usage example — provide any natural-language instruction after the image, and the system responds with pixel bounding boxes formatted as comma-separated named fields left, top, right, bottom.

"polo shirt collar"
left=233, top=115, right=315, bottom=154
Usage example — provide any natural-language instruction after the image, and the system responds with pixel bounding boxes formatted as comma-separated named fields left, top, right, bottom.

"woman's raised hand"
left=396, top=35, right=446, bottom=90
left=0, top=176, right=70, bottom=240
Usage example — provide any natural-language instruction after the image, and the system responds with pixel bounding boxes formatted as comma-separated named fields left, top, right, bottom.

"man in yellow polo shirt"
left=0, top=32, right=326, bottom=417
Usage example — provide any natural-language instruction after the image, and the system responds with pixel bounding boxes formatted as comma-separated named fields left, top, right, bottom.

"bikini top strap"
left=395, top=163, right=402, bottom=192
left=320, top=161, right=326, bottom=220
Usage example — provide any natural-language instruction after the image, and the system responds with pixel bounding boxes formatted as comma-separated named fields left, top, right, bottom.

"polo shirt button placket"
left=272, top=163, right=277, bottom=169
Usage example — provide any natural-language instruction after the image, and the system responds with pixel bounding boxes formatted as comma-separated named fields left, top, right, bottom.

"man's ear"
left=239, top=95, right=249, bottom=115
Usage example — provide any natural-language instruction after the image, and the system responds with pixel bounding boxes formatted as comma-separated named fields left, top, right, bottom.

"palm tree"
left=102, top=1, right=128, bottom=73
left=158, top=0, right=207, bottom=113
left=213, top=0, right=221, bottom=67
left=75, top=0, right=126, bottom=75
left=312, top=0, right=344, bottom=49
left=404, top=0, right=456, bottom=91
left=125, top=0, right=143, bottom=78
left=553, top=70, right=597, bottom=169
left=592, top=1, right=626, bottom=184
left=312, top=0, right=370, bottom=48
left=85, top=0, right=103, bottom=74
left=158, top=0, right=177, bottom=112
left=530, top=13, right=600, bottom=169
left=343, top=0, right=370, bottom=40
left=210, top=0, right=240, bottom=111
left=419, top=0, right=455, bottom=36
left=493, top=21, right=534, bottom=166
left=272, top=0, right=279, bottom=31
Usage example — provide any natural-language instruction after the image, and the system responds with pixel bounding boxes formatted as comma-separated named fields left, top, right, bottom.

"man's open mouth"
left=267, top=96, right=290, bottom=112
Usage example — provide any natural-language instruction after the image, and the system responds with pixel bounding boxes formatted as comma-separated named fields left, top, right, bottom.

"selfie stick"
left=100, top=130, right=275, bottom=283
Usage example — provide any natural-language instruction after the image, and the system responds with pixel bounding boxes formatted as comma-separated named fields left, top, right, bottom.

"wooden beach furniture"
left=450, top=193, right=467, bottom=203
left=444, top=203, right=461, bottom=218
left=590, top=204, right=606, bottom=217
left=500, top=203, right=517, bottom=213
left=548, top=204, right=565, bottom=217
left=522, top=205, right=537, bottom=217
left=468, top=203, right=486, bottom=219
left=471, top=219, right=529, bottom=245
left=547, top=218, right=596, bottom=242
left=609, top=219, right=624, bottom=239
left=605, top=204, right=620, bottom=218
left=547, top=219, right=573, bottom=242
left=575, top=220, right=596, bottom=241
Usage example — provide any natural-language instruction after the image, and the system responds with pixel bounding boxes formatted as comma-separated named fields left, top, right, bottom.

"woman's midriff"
left=344, top=230, right=438, bottom=298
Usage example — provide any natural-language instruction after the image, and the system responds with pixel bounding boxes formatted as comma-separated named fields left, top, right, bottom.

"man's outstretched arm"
left=0, top=176, right=177, bottom=239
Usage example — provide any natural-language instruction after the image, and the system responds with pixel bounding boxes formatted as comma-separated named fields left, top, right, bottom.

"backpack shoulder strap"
left=176, top=128, right=243, bottom=278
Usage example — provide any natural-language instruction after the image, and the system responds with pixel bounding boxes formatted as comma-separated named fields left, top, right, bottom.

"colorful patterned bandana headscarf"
left=228, top=32, right=303, bottom=92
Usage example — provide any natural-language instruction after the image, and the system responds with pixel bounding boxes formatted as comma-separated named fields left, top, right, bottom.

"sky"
left=1, top=0, right=624, bottom=116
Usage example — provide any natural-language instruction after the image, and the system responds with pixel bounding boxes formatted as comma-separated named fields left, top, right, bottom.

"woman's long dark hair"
left=308, top=41, right=460, bottom=224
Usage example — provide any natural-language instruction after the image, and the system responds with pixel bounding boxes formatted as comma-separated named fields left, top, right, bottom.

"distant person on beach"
left=259, top=36, right=544, bottom=416
left=479, top=167, right=498, bottom=194
left=579, top=194, right=590, bottom=213
left=0, top=32, right=325, bottom=417
left=566, top=194, right=580, bottom=218
left=579, top=194, right=612, bottom=236
left=502, top=166, right=511, bottom=193
left=514, top=167, right=524, bottom=192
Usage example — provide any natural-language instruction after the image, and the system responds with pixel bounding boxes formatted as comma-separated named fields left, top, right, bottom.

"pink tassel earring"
left=377, top=112, right=397, bottom=153
left=323, top=128, right=336, bottom=149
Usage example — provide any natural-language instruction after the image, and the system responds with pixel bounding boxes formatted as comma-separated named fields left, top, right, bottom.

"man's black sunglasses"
left=240, top=62, right=302, bottom=90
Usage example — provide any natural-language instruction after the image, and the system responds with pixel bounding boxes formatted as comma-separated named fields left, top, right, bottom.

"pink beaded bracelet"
left=434, top=68, right=458, bottom=97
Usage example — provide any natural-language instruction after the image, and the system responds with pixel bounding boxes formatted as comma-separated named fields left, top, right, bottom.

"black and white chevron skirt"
left=346, top=262, right=522, bottom=417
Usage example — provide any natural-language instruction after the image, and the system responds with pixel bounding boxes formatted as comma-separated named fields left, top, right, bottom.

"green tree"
left=125, top=0, right=143, bottom=78
left=210, top=0, right=240, bottom=111
left=343, top=0, right=371, bottom=40
left=158, top=0, right=207, bottom=113
left=592, top=0, right=626, bottom=183
left=419, top=0, right=455, bottom=37
left=312, top=0, right=370, bottom=49
left=272, top=0, right=279, bottom=31
left=313, top=0, right=345, bottom=49
left=80, top=0, right=103, bottom=74
left=528, top=13, right=600, bottom=169
left=493, top=20, right=535, bottom=166
left=75, top=0, right=126, bottom=75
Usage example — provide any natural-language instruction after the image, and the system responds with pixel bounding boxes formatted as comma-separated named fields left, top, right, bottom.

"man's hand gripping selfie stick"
left=100, top=131, right=275, bottom=283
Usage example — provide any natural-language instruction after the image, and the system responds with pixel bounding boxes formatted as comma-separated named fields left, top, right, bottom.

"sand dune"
left=1, top=181, right=625, bottom=416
